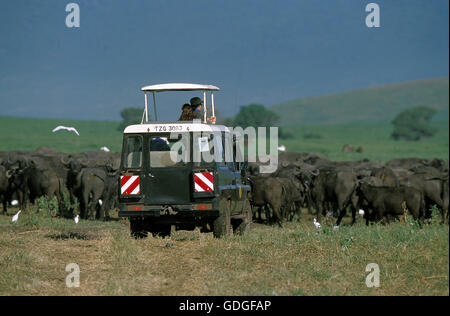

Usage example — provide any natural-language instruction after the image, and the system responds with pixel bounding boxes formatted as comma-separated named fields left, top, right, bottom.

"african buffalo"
left=400, top=173, right=447, bottom=222
left=357, top=183, right=424, bottom=225
left=249, top=176, right=285, bottom=227
left=311, top=168, right=358, bottom=226
left=0, top=165, right=12, bottom=214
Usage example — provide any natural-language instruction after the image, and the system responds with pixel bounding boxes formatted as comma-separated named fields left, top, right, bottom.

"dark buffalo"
left=249, top=176, right=285, bottom=227
left=311, top=168, right=358, bottom=226
left=12, top=163, right=63, bottom=210
left=76, top=166, right=118, bottom=220
left=273, top=164, right=309, bottom=220
left=400, top=173, right=447, bottom=222
left=357, top=183, right=424, bottom=225
left=0, top=165, right=12, bottom=214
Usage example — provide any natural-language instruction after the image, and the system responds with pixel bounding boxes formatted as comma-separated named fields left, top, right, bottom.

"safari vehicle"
left=118, top=83, right=252, bottom=238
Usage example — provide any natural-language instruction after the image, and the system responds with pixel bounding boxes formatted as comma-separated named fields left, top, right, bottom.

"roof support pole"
left=203, top=90, right=207, bottom=123
left=211, top=91, right=215, bottom=117
left=144, top=92, right=149, bottom=123
left=153, top=92, right=158, bottom=121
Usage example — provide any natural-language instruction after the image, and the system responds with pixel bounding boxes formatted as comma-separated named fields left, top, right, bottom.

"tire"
left=213, top=199, right=232, bottom=238
left=130, top=218, right=148, bottom=239
left=235, top=197, right=252, bottom=235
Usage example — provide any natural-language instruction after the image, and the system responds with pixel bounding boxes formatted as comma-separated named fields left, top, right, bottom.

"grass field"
left=0, top=115, right=448, bottom=296
left=0, top=116, right=448, bottom=163
left=0, top=208, right=448, bottom=296
left=280, top=121, right=449, bottom=162
left=0, top=116, right=123, bottom=153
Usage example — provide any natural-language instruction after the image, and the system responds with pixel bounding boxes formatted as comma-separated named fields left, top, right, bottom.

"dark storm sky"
left=0, top=0, right=448, bottom=121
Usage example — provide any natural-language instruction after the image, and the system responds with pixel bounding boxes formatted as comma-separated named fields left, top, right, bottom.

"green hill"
left=272, top=78, right=449, bottom=126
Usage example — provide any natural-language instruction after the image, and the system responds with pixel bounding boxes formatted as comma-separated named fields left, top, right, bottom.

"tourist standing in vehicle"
left=190, top=97, right=216, bottom=123
left=178, top=103, right=194, bottom=121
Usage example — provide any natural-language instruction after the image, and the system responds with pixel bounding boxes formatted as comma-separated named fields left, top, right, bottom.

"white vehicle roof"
left=141, top=83, right=220, bottom=92
left=124, top=122, right=230, bottom=134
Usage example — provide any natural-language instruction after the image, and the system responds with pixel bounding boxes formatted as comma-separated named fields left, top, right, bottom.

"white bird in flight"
left=11, top=200, right=19, bottom=206
left=100, top=146, right=110, bottom=152
left=359, top=209, right=365, bottom=215
left=74, top=215, right=79, bottom=224
left=313, top=218, right=321, bottom=229
left=277, top=145, right=286, bottom=152
left=52, top=126, right=80, bottom=136
left=11, top=210, right=21, bottom=222
left=98, top=199, right=103, bottom=206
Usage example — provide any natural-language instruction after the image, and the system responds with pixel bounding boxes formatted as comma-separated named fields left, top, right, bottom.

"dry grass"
left=0, top=209, right=448, bottom=296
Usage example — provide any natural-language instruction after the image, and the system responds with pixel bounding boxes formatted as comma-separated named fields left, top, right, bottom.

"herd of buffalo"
left=0, top=147, right=449, bottom=228
left=0, top=147, right=120, bottom=220
left=248, top=152, right=448, bottom=227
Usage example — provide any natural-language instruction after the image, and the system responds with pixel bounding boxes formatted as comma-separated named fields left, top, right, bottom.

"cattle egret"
left=100, top=146, right=110, bottom=152
left=11, top=200, right=18, bottom=206
left=333, top=225, right=339, bottom=231
left=313, top=218, right=321, bottom=229
left=98, top=199, right=103, bottom=206
left=11, top=210, right=21, bottom=222
left=277, top=145, right=286, bottom=152
left=74, top=215, right=79, bottom=224
left=359, top=209, right=365, bottom=215
left=52, top=126, right=80, bottom=136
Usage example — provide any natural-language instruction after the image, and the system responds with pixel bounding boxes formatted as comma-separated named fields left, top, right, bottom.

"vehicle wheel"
left=149, top=224, right=171, bottom=238
left=130, top=218, right=148, bottom=239
left=213, top=199, right=232, bottom=238
left=235, top=197, right=252, bottom=235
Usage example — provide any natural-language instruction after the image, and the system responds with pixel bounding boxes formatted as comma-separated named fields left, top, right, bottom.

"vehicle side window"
left=234, top=139, right=244, bottom=171
left=212, top=132, right=225, bottom=165
left=123, top=136, right=143, bottom=169
left=223, top=132, right=235, bottom=171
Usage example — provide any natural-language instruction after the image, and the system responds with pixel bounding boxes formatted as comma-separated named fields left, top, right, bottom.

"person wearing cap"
left=190, top=97, right=216, bottom=123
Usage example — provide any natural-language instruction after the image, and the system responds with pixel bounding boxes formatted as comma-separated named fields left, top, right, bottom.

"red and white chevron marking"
left=194, top=172, right=214, bottom=192
left=120, top=175, right=140, bottom=195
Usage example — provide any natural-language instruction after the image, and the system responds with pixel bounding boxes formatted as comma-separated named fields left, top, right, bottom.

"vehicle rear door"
left=144, top=134, right=191, bottom=205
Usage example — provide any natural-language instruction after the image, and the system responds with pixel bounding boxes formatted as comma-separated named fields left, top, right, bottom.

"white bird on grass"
left=313, top=218, right=321, bottom=229
left=74, top=215, right=79, bottom=224
left=52, top=126, right=80, bottom=136
left=11, top=210, right=21, bottom=223
left=100, top=146, right=110, bottom=152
